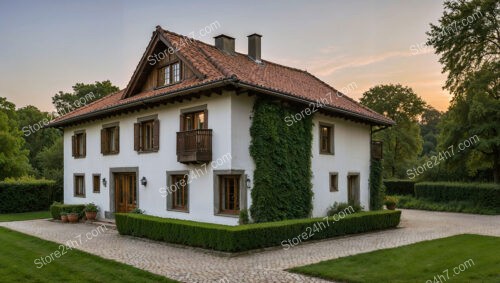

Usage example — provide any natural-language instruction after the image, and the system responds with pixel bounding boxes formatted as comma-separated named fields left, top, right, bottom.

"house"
left=49, top=26, right=394, bottom=225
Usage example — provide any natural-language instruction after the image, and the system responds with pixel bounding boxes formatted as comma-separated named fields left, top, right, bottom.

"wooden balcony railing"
left=176, top=129, right=213, bottom=163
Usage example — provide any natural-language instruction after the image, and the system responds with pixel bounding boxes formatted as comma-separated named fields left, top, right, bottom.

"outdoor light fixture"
left=246, top=177, right=251, bottom=189
left=102, top=178, right=107, bottom=187
left=141, top=176, right=148, bottom=186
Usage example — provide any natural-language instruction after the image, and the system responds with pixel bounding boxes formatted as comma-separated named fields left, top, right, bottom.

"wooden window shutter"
left=100, top=129, right=106, bottom=154
left=203, top=109, right=208, bottom=129
left=134, top=123, right=140, bottom=151
left=179, top=114, right=184, bottom=131
left=114, top=126, right=120, bottom=153
left=71, top=135, right=76, bottom=157
left=153, top=119, right=160, bottom=151
left=82, top=133, right=86, bottom=157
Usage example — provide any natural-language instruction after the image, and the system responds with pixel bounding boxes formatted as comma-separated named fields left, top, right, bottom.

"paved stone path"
left=1, top=209, right=499, bottom=283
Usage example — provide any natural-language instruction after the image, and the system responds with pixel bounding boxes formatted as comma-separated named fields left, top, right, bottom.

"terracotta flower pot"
left=386, top=204, right=396, bottom=210
left=85, top=211, right=97, bottom=221
left=61, top=215, right=69, bottom=223
left=67, top=213, right=79, bottom=223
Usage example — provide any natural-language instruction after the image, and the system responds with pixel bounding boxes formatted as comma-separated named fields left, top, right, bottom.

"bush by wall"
left=395, top=195, right=498, bottom=215
left=370, top=159, right=384, bottom=210
left=50, top=203, right=86, bottom=219
left=249, top=98, right=313, bottom=222
left=0, top=179, right=60, bottom=213
left=415, top=182, right=500, bottom=212
left=116, top=210, right=401, bottom=252
left=384, top=180, right=416, bottom=196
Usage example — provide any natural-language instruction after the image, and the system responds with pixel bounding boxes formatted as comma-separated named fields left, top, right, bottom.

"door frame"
left=347, top=172, right=360, bottom=206
left=108, top=167, right=139, bottom=218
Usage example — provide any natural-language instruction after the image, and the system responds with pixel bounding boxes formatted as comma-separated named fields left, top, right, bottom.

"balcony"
left=176, top=129, right=213, bottom=164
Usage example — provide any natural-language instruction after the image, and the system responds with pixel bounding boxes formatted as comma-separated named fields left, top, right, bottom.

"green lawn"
left=0, top=227, right=177, bottom=282
left=0, top=211, right=51, bottom=222
left=290, top=234, right=500, bottom=283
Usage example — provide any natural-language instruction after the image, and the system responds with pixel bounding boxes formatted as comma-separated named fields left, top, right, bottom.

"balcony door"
left=114, top=173, right=137, bottom=213
left=182, top=111, right=206, bottom=131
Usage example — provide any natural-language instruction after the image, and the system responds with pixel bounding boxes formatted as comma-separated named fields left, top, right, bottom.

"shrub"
left=130, top=208, right=144, bottom=214
left=116, top=210, right=401, bottom=252
left=0, top=179, right=59, bottom=213
left=384, top=196, right=398, bottom=209
left=384, top=180, right=416, bottom=196
left=369, top=159, right=384, bottom=210
left=415, top=182, right=500, bottom=212
left=395, top=195, right=498, bottom=215
left=50, top=202, right=85, bottom=220
left=84, top=203, right=99, bottom=213
left=239, top=209, right=249, bottom=225
left=327, top=202, right=363, bottom=216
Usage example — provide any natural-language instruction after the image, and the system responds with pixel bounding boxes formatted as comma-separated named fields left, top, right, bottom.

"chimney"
left=247, top=33, right=262, bottom=62
left=214, top=34, right=235, bottom=54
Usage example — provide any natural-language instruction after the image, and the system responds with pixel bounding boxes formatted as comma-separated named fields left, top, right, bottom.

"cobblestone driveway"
left=1, top=209, right=499, bottom=283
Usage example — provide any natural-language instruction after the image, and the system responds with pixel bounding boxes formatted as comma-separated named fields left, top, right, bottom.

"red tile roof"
left=50, top=27, right=394, bottom=127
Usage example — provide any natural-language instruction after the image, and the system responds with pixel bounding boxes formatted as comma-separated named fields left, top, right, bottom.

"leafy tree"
left=36, top=136, right=63, bottom=189
left=360, top=84, right=426, bottom=178
left=0, top=98, right=31, bottom=180
left=52, top=80, right=119, bottom=115
left=17, top=106, right=61, bottom=175
left=428, top=0, right=500, bottom=183
left=420, top=106, right=442, bottom=156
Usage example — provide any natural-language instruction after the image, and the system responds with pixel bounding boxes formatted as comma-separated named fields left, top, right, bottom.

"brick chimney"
left=247, top=33, right=262, bottom=62
left=214, top=34, right=235, bottom=54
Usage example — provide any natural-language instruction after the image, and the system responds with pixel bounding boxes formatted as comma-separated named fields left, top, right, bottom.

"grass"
left=0, top=227, right=177, bottom=282
left=394, top=195, right=499, bottom=215
left=290, top=234, right=500, bottom=283
left=0, top=211, right=51, bottom=222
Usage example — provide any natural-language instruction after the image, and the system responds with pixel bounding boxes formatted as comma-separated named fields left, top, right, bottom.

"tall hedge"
left=415, top=182, right=500, bottom=212
left=384, top=180, right=416, bottom=196
left=369, top=159, right=384, bottom=210
left=0, top=179, right=60, bottom=213
left=249, top=98, right=313, bottom=222
left=116, top=210, right=401, bottom=252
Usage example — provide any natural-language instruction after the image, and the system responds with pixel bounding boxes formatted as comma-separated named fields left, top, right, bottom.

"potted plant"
left=60, top=211, right=68, bottom=223
left=67, top=208, right=80, bottom=223
left=384, top=196, right=398, bottom=210
left=84, top=203, right=99, bottom=221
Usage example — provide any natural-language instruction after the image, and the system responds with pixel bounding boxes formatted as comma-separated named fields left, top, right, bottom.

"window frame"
left=213, top=170, right=247, bottom=217
left=319, top=123, right=335, bottom=155
left=74, top=174, right=86, bottom=197
left=180, top=104, right=208, bottom=131
left=134, top=115, right=160, bottom=153
left=329, top=172, right=339, bottom=192
left=166, top=171, right=189, bottom=213
left=141, top=120, right=155, bottom=151
left=101, top=123, right=120, bottom=155
left=72, top=130, right=86, bottom=158
left=158, top=61, right=182, bottom=87
left=93, top=174, right=101, bottom=193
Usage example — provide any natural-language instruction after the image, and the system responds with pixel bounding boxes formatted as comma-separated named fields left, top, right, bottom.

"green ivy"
left=369, top=158, right=384, bottom=210
left=249, top=98, right=313, bottom=222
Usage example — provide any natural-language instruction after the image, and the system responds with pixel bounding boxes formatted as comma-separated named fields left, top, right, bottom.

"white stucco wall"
left=63, top=92, right=371, bottom=225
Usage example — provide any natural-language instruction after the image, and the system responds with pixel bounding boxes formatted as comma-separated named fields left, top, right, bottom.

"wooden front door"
left=114, top=173, right=137, bottom=213
left=347, top=174, right=360, bottom=205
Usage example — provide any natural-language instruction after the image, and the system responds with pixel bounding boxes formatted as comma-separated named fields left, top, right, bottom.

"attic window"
left=158, top=62, right=181, bottom=87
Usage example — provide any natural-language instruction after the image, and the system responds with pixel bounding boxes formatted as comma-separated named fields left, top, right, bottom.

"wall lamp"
left=102, top=178, right=107, bottom=188
left=141, top=176, right=148, bottom=186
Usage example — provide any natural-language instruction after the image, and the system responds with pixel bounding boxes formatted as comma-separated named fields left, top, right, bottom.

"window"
left=158, top=62, right=181, bottom=87
left=74, top=174, right=85, bottom=197
left=93, top=174, right=101, bottom=193
left=134, top=117, right=160, bottom=152
left=329, top=172, right=338, bottom=192
left=72, top=131, right=86, bottom=158
left=183, top=111, right=205, bottom=131
left=219, top=175, right=240, bottom=214
left=171, top=174, right=188, bottom=211
left=101, top=125, right=119, bottom=155
left=319, top=124, right=334, bottom=154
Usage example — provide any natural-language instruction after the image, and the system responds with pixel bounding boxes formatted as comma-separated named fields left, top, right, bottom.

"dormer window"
left=158, top=62, right=181, bottom=87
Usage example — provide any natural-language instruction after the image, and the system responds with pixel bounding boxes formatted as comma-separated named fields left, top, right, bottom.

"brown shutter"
left=203, top=109, right=208, bottom=129
left=153, top=119, right=160, bottom=151
left=114, top=126, right=120, bottom=153
left=179, top=114, right=184, bottom=131
left=82, top=133, right=86, bottom=157
left=134, top=123, right=140, bottom=151
left=71, top=135, right=76, bottom=157
left=100, top=129, right=106, bottom=154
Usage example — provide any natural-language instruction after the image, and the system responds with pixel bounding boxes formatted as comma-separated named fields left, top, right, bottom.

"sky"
left=0, top=0, right=450, bottom=112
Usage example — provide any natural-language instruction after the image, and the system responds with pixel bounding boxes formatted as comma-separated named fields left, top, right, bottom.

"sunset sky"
left=0, top=0, right=450, bottom=112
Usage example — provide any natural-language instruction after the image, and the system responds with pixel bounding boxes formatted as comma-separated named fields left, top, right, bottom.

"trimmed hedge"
left=50, top=203, right=86, bottom=220
left=116, top=210, right=401, bottom=252
left=415, top=182, right=500, bottom=212
left=0, top=180, right=60, bottom=213
left=384, top=180, right=416, bottom=196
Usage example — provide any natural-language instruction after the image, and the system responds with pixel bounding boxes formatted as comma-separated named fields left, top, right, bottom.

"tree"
left=428, top=0, right=500, bottom=183
left=36, top=136, right=63, bottom=189
left=52, top=80, right=119, bottom=115
left=17, top=106, right=61, bottom=175
left=360, top=84, right=426, bottom=178
left=420, top=106, right=442, bottom=156
left=0, top=98, right=31, bottom=180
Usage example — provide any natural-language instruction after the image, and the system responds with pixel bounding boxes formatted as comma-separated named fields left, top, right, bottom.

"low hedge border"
left=116, top=210, right=401, bottom=252
left=415, top=182, right=500, bottom=212
left=0, top=180, right=59, bottom=213
left=384, top=180, right=416, bottom=196
left=50, top=203, right=86, bottom=220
